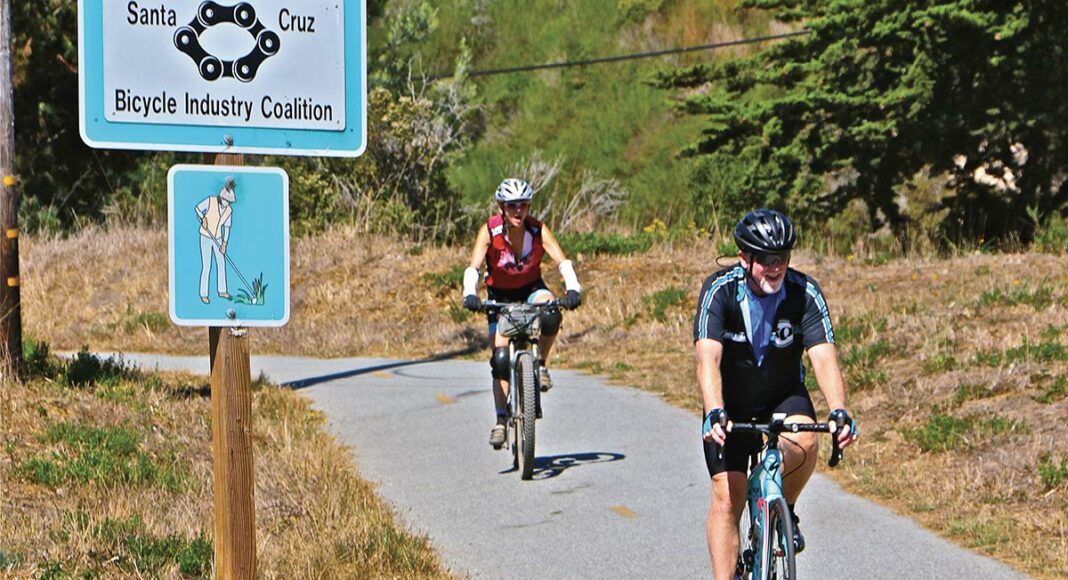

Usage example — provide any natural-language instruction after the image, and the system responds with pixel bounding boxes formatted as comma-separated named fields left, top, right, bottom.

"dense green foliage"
left=660, top=0, right=1068, bottom=247
left=409, top=0, right=771, bottom=230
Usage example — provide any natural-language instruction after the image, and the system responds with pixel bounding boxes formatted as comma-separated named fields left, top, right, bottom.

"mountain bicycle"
left=717, top=413, right=846, bottom=580
left=479, top=300, right=564, bottom=480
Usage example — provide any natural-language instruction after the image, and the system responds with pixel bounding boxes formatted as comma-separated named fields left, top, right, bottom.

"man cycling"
left=461, top=178, right=583, bottom=449
left=694, top=208, right=857, bottom=579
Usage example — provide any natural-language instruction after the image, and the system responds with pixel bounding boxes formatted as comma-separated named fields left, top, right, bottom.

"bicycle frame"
left=744, top=435, right=786, bottom=580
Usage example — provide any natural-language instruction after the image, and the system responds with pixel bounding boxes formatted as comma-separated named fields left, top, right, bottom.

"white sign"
left=103, top=0, right=345, bottom=131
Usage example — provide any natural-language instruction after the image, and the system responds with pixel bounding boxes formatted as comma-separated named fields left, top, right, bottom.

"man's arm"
left=695, top=338, right=727, bottom=443
left=807, top=342, right=856, bottom=447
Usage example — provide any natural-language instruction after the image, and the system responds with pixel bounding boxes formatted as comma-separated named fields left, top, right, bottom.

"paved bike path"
left=114, top=353, right=1027, bottom=579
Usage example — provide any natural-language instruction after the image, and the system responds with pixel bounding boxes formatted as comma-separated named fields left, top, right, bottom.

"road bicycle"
left=719, top=413, right=846, bottom=580
left=479, top=300, right=564, bottom=480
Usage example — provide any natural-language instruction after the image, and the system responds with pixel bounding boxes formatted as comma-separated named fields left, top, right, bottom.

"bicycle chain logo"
left=772, top=320, right=795, bottom=348
left=173, top=1, right=280, bottom=82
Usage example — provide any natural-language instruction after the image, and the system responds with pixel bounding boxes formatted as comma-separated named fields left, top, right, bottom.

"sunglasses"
left=503, top=201, right=530, bottom=211
left=752, top=252, right=790, bottom=268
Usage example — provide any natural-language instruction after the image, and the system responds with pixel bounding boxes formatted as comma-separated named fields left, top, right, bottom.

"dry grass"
left=23, top=225, right=1068, bottom=577
left=0, top=360, right=449, bottom=578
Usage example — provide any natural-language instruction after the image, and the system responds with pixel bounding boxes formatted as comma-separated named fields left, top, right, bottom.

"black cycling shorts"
left=703, top=386, right=816, bottom=477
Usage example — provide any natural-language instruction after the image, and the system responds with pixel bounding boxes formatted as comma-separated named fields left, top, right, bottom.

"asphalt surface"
left=110, top=352, right=1029, bottom=579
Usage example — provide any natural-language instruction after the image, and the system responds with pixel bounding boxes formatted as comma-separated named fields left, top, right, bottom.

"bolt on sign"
left=79, top=0, right=366, bottom=156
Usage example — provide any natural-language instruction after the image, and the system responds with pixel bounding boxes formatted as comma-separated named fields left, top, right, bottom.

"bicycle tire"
left=516, top=352, right=537, bottom=480
left=737, top=499, right=756, bottom=578
left=751, top=499, right=774, bottom=580
left=767, top=498, right=796, bottom=580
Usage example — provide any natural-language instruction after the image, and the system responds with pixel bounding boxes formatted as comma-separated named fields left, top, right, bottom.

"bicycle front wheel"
left=515, top=352, right=537, bottom=480
left=767, top=498, right=796, bottom=580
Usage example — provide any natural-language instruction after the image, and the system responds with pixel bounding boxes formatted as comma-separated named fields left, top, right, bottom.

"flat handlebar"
left=478, top=299, right=570, bottom=312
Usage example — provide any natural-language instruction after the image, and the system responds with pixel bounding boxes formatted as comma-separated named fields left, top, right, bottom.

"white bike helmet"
left=494, top=178, right=534, bottom=203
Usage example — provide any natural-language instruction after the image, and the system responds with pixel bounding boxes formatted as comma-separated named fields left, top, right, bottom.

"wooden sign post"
left=206, top=153, right=256, bottom=579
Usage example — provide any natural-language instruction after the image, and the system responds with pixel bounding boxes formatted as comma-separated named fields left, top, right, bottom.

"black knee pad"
left=490, top=347, right=510, bottom=379
left=539, top=307, right=562, bottom=336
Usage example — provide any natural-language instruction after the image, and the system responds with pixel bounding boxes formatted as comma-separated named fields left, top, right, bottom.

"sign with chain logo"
left=79, top=0, right=365, bottom=156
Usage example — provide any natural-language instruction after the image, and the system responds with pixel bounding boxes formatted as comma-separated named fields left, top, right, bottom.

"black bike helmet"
left=734, top=208, right=796, bottom=254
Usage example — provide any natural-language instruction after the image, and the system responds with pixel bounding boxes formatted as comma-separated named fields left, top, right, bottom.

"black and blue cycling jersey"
left=693, top=265, right=835, bottom=417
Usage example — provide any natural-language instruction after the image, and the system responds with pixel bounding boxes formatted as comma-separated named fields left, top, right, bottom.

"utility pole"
left=0, top=0, right=22, bottom=376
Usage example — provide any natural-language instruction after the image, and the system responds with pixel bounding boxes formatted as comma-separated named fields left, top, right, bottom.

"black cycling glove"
left=703, top=408, right=728, bottom=437
left=561, top=290, right=582, bottom=310
left=827, top=409, right=855, bottom=435
left=462, top=295, right=481, bottom=312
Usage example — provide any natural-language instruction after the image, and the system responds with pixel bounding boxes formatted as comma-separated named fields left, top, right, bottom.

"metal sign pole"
left=206, top=152, right=256, bottom=579
left=0, top=0, right=22, bottom=376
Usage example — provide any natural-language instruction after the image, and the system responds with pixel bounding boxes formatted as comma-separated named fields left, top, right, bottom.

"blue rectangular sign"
left=169, top=165, right=290, bottom=326
left=79, top=0, right=366, bottom=156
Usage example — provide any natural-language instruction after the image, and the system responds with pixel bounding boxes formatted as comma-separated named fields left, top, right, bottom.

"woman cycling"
left=461, top=178, right=583, bottom=449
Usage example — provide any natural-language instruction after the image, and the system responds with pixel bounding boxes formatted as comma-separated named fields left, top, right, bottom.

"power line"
left=430, top=29, right=810, bottom=80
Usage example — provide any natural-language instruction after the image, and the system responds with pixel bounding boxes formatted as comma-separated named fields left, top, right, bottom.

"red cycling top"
left=485, top=214, right=545, bottom=289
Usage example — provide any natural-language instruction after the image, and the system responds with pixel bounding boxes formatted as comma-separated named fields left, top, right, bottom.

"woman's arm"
left=541, top=224, right=581, bottom=294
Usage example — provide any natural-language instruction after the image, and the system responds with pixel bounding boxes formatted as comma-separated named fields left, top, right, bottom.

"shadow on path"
left=282, top=345, right=480, bottom=390
left=499, top=452, right=626, bottom=479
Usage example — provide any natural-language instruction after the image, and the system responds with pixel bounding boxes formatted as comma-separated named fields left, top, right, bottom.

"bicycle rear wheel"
left=737, top=499, right=757, bottom=578
left=767, top=498, right=796, bottom=580
left=515, top=352, right=537, bottom=479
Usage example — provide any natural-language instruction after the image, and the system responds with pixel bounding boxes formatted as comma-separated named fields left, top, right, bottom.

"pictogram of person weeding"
left=195, top=179, right=236, bottom=303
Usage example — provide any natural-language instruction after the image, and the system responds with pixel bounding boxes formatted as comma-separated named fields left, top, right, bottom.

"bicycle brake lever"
left=828, top=430, right=843, bottom=467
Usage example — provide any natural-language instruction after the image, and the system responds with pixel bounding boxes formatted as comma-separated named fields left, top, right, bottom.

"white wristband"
left=462, top=267, right=480, bottom=297
left=558, top=260, right=581, bottom=292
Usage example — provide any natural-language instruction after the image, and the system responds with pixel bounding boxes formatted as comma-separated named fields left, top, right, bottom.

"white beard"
left=758, top=276, right=783, bottom=295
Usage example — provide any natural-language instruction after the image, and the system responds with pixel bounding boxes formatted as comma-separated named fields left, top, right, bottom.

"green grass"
left=834, top=314, right=887, bottom=343
left=17, top=422, right=186, bottom=491
left=903, top=414, right=1025, bottom=453
left=642, top=286, right=688, bottom=321
left=946, top=517, right=1012, bottom=550
left=924, top=352, right=958, bottom=374
left=1039, top=323, right=1063, bottom=340
left=422, top=264, right=466, bottom=293
left=558, top=232, right=655, bottom=256
left=57, top=514, right=212, bottom=577
left=847, top=368, right=888, bottom=392
left=974, top=341, right=1068, bottom=367
left=1037, top=454, right=1068, bottom=490
left=977, top=286, right=1055, bottom=310
left=951, top=383, right=996, bottom=406
left=842, top=339, right=893, bottom=368
left=119, top=304, right=169, bottom=334
left=1032, top=375, right=1068, bottom=404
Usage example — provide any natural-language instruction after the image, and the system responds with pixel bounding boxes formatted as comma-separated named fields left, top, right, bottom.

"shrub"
left=422, top=265, right=466, bottom=293
left=62, top=350, right=136, bottom=388
left=558, top=232, right=654, bottom=256
left=1037, top=454, right=1068, bottom=490
left=642, top=286, right=688, bottom=321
